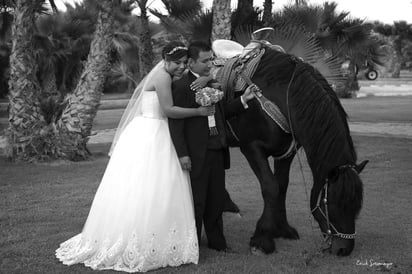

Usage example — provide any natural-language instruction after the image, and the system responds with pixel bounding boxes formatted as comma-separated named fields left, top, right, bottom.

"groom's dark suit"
left=169, top=71, right=247, bottom=250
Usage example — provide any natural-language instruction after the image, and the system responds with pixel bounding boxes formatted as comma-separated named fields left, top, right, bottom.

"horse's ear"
left=355, top=160, right=369, bottom=174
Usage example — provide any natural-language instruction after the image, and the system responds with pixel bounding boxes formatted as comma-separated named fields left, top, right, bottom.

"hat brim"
left=212, top=39, right=244, bottom=59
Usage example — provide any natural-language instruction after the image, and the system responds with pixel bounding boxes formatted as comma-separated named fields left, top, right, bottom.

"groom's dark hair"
left=188, top=40, right=211, bottom=60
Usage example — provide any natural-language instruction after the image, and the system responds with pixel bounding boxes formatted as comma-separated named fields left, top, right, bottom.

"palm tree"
left=294, top=0, right=307, bottom=6
left=152, top=0, right=261, bottom=43
left=56, top=0, right=115, bottom=160
left=232, top=0, right=262, bottom=33
left=211, top=0, right=232, bottom=40
left=262, top=0, right=272, bottom=26
left=0, top=0, right=13, bottom=43
left=134, top=0, right=153, bottom=76
left=6, top=0, right=145, bottom=160
left=6, top=0, right=45, bottom=160
left=273, top=2, right=383, bottom=97
left=0, top=1, right=13, bottom=98
left=236, top=0, right=254, bottom=26
left=150, top=0, right=211, bottom=42
left=374, top=20, right=412, bottom=77
left=159, top=0, right=202, bottom=18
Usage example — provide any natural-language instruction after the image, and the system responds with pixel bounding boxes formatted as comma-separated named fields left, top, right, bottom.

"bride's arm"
left=156, top=72, right=212, bottom=119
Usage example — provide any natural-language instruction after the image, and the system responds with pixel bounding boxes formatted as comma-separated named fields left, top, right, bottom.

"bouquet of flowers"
left=195, top=87, right=224, bottom=135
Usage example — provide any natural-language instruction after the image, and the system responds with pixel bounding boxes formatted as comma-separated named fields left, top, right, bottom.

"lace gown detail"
left=56, top=92, right=199, bottom=272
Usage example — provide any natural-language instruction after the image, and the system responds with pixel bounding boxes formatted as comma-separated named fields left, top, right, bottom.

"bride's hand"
left=190, top=76, right=211, bottom=91
left=197, top=105, right=215, bottom=116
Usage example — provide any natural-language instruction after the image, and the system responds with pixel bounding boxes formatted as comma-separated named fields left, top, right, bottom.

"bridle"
left=311, top=164, right=358, bottom=246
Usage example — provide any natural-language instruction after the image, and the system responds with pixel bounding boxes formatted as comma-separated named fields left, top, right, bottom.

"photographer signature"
left=356, top=259, right=393, bottom=269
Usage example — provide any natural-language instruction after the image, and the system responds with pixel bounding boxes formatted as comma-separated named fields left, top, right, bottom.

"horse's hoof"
left=250, top=236, right=276, bottom=254
left=275, top=225, right=300, bottom=240
left=250, top=247, right=266, bottom=256
left=284, top=226, right=299, bottom=240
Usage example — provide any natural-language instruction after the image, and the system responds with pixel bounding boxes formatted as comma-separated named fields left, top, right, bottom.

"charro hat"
left=212, top=39, right=244, bottom=59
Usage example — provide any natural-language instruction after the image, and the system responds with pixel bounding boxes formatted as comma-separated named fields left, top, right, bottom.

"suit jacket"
left=169, top=71, right=247, bottom=178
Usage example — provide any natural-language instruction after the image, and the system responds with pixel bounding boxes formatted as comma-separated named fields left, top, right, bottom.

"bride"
left=56, top=41, right=214, bottom=272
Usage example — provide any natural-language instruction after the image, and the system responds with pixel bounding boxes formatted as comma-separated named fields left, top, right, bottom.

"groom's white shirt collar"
left=190, top=70, right=200, bottom=78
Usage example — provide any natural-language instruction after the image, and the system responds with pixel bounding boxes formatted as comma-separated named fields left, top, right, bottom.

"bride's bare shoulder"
left=145, top=69, right=171, bottom=91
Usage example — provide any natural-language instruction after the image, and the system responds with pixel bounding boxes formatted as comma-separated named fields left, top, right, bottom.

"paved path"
left=86, top=122, right=412, bottom=146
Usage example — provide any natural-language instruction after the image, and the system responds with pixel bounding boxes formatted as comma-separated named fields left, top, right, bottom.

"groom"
left=169, top=40, right=254, bottom=251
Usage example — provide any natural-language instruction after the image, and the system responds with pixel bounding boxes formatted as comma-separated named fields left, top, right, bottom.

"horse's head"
left=311, top=160, right=368, bottom=256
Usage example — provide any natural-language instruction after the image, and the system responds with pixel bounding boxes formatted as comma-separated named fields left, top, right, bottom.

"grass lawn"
left=1, top=134, right=412, bottom=273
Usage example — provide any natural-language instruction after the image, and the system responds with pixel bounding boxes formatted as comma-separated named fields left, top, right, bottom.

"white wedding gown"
left=56, top=91, right=199, bottom=272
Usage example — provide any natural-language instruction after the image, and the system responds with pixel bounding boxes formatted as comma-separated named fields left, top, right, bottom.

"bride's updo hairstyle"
left=162, top=41, right=188, bottom=61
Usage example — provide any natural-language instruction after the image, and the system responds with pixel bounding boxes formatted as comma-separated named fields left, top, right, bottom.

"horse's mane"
left=255, top=48, right=357, bottom=176
left=330, top=168, right=364, bottom=217
left=255, top=48, right=363, bottom=216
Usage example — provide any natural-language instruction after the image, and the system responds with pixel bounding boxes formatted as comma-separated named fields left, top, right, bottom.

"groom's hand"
left=179, top=156, right=192, bottom=171
left=242, top=84, right=258, bottom=102
left=240, top=84, right=258, bottom=109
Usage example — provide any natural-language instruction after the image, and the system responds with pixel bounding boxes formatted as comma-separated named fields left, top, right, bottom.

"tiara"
left=166, top=46, right=188, bottom=55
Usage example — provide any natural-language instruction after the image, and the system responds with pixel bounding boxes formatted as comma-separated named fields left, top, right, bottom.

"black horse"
left=219, top=44, right=368, bottom=256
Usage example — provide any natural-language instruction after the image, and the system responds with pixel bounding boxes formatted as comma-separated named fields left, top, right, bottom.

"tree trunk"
left=211, top=0, right=232, bottom=41
left=391, top=38, right=402, bottom=78
left=262, top=0, right=272, bottom=26
left=137, top=0, right=153, bottom=76
left=57, top=0, right=114, bottom=160
left=6, top=0, right=45, bottom=160
left=237, top=0, right=253, bottom=12
left=336, top=61, right=359, bottom=98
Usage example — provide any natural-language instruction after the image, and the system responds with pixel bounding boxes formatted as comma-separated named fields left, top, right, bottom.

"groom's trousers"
left=190, top=149, right=227, bottom=251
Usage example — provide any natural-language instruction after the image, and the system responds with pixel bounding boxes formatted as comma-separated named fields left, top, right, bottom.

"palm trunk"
left=262, top=0, right=272, bottom=26
left=391, top=39, right=402, bottom=78
left=337, top=62, right=359, bottom=98
left=6, top=0, right=44, bottom=160
left=211, top=0, right=232, bottom=41
left=57, top=0, right=114, bottom=160
left=137, top=0, right=153, bottom=76
left=40, top=67, right=58, bottom=96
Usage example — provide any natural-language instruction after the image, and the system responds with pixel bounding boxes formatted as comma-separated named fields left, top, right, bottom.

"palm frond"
left=158, top=0, right=202, bottom=19
left=269, top=24, right=345, bottom=85
left=112, top=32, right=139, bottom=54
left=176, top=10, right=213, bottom=42
left=149, top=8, right=188, bottom=40
left=233, top=24, right=345, bottom=86
left=110, top=61, right=138, bottom=85
left=232, top=25, right=254, bottom=46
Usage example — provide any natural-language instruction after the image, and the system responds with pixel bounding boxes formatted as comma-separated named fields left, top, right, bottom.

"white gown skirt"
left=56, top=116, right=199, bottom=272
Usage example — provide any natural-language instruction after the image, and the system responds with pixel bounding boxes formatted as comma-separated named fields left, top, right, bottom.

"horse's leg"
left=272, top=155, right=299, bottom=239
left=241, top=143, right=278, bottom=254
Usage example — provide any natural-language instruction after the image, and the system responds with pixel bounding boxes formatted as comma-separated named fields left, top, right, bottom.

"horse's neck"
left=303, top=140, right=354, bottom=182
